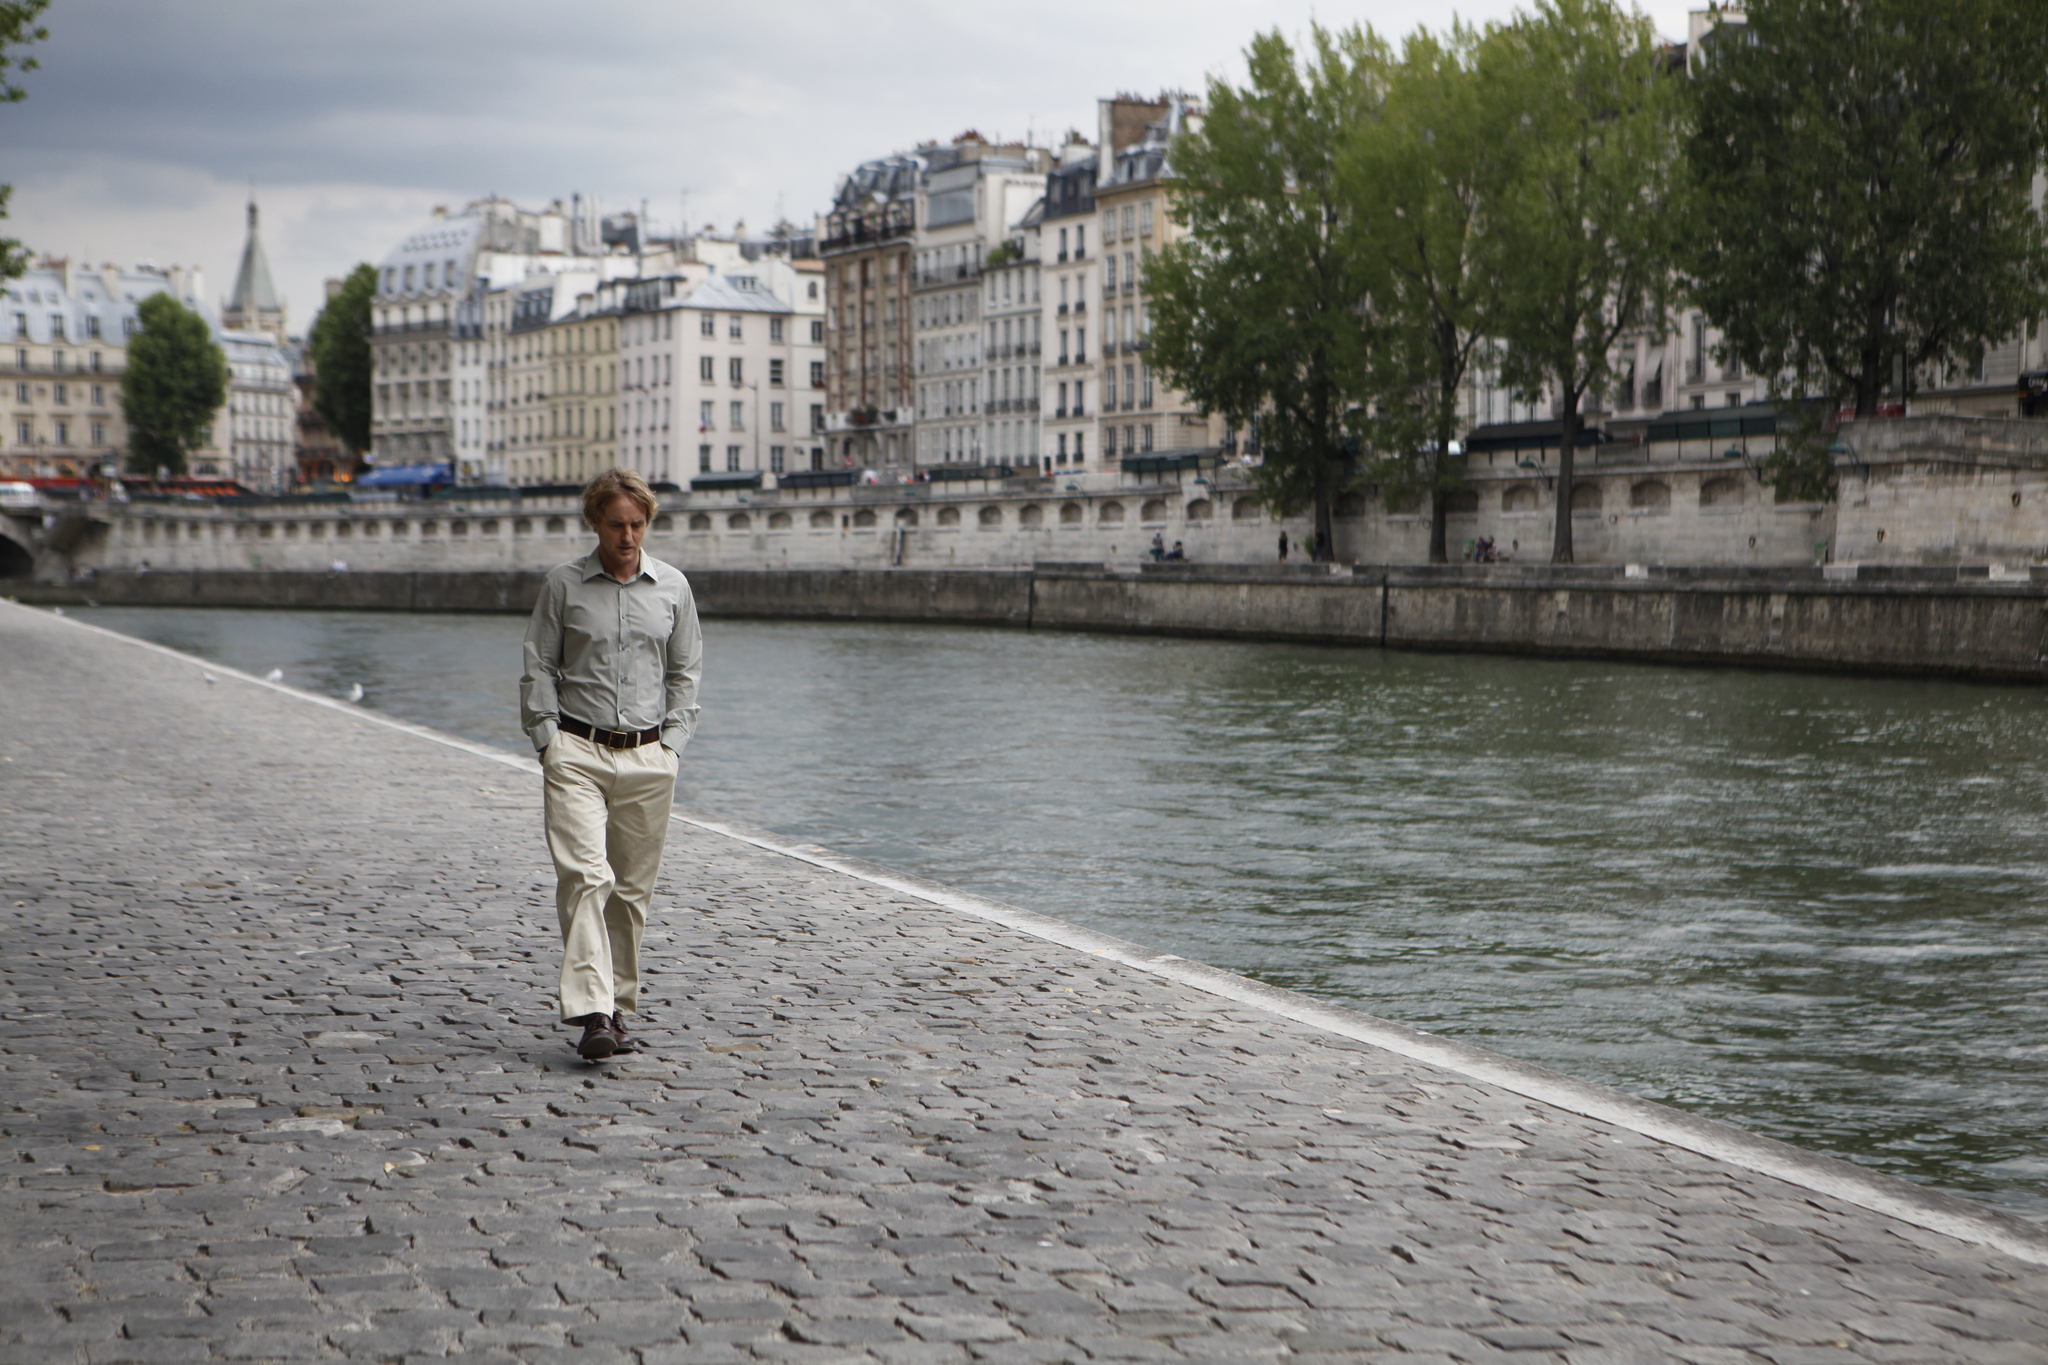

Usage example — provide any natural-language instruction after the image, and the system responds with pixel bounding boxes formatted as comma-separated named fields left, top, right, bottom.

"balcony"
left=1072, top=300, right=1086, bottom=315
left=821, top=220, right=915, bottom=254
left=1057, top=302, right=1069, bottom=315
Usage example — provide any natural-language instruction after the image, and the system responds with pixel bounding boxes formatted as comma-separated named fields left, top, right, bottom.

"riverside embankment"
left=14, top=559, right=2048, bottom=681
left=7, top=599, right=2048, bottom=1363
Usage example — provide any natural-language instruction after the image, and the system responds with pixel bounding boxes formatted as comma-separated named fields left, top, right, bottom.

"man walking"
left=520, top=468, right=702, bottom=1059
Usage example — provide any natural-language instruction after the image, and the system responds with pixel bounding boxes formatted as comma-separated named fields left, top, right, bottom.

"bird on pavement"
left=346, top=683, right=364, bottom=703
left=203, top=674, right=218, bottom=686
left=263, top=668, right=283, bottom=682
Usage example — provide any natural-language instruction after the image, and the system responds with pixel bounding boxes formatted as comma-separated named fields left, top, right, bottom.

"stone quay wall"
left=15, top=561, right=2048, bottom=683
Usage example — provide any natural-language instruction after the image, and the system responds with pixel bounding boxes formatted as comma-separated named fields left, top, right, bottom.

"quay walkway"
left=2, top=598, right=2046, bottom=1365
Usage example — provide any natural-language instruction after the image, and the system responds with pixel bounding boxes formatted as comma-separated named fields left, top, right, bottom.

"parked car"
left=0, top=481, right=38, bottom=511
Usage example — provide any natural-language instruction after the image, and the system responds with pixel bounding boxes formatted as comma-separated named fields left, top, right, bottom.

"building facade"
left=981, top=204, right=1043, bottom=470
left=1039, top=140, right=1099, bottom=472
left=2, top=258, right=212, bottom=482
left=819, top=155, right=919, bottom=473
left=222, top=331, right=294, bottom=491
left=1089, top=95, right=1219, bottom=467
left=911, top=136, right=1050, bottom=472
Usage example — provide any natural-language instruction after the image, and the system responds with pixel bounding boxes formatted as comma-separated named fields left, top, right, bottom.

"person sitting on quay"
left=1166, top=541, right=1186, bottom=562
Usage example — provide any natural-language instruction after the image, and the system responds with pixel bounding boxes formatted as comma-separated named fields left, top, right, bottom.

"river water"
left=73, top=605, right=2048, bottom=1221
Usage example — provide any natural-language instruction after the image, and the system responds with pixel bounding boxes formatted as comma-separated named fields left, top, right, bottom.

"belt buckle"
left=607, top=730, right=630, bottom=750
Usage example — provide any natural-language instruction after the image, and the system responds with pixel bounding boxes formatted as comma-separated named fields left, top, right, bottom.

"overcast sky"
left=4, top=0, right=1692, bottom=334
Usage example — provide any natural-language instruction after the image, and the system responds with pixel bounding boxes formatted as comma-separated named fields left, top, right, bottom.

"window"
left=91, top=420, right=105, bottom=445
left=1105, top=256, right=1118, bottom=292
left=769, top=358, right=784, bottom=386
left=1141, top=365, right=1153, bottom=407
left=770, top=318, right=784, bottom=343
left=700, top=400, right=715, bottom=430
left=12, top=382, right=23, bottom=402
left=1075, top=225, right=1085, bottom=257
left=729, top=357, right=743, bottom=385
left=86, top=316, right=100, bottom=339
left=1123, top=364, right=1134, bottom=410
left=810, top=320, right=823, bottom=343
left=14, top=419, right=27, bottom=445
left=1122, top=206, right=1134, bottom=236
left=770, top=445, right=785, bottom=473
left=726, top=444, right=742, bottom=471
left=730, top=400, right=744, bottom=430
left=52, top=382, right=65, bottom=404
left=770, top=401, right=785, bottom=431
left=54, top=419, right=67, bottom=445
left=1103, top=208, right=1116, bottom=240
left=807, top=282, right=818, bottom=299
left=810, top=403, right=824, bottom=433
left=729, top=315, right=743, bottom=339
left=1139, top=201, right=1154, bottom=236
left=699, top=443, right=712, bottom=472
left=809, top=360, right=824, bottom=387
left=90, top=350, right=101, bottom=371
left=699, top=355, right=714, bottom=382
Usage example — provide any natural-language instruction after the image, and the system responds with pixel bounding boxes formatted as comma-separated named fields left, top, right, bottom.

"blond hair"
left=581, top=467, right=658, bottom=528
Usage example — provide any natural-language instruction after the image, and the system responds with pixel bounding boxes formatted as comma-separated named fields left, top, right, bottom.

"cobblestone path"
left=3, top=600, right=2047, bottom=1365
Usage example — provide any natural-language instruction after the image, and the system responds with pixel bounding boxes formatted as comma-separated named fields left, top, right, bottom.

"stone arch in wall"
left=1232, top=497, right=1261, bottom=521
left=1445, top=488, right=1480, bottom=515
left=852, top=508, right=877, bottom=528
left=978, top=505, right=1003, bottom=528
left=514, top=518, right=533, bottom=535
left=1099, top=501, right=1125, bottom=525
left=894, top=508, right=918, bottom=528
left=651, top=514, right=672, bottom=532
left=1059, top=501, right=1083, bottom=526
left=1141, top=498, right=1167, bottom=523
left=1186, top=498, right=1212, bottom=522
left=544, top=517, right=566, bottom=535
left=937, top=506, right=960, bottom=526
left=481, top=519, right=500, bottom=536
left=1570, top=482, right=1602, bottom=514
left=768, top=511, right=792, bottom=530
left=1700, top=476, right=1743, bottom=509
left=1502, top=484, right=1539, bottom=513
left=809, top=509, right=834, bottom=529
left=688, top=513, right=712, bottom=531
left=728, top=512, right=751, bottom=531
left=1629, top=480, right=1671, bottom=513
left=1018, top=503, right=1044, bottom=527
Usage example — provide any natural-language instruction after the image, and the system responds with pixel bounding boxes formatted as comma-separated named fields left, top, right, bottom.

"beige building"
left=544, top=297, right=619, bottom=485
left=2, top=258, right=219, bottom=483
left=1088, top=94, right=1220, bottom=468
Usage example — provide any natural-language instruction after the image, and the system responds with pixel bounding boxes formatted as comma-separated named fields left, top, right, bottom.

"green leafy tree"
left=1686, top=0, right=2048, bottom=495
left=309, top=263, right=376, bottom=457
left=1147, top=26, right=1387, bottom=553
left=123, top=293, right=227, bottom=477
left=1346, top=22, right=1502, bottom=563
left=0, top=0, right=50, bottom=283
left=1480, top=0, right=1686, bottom=563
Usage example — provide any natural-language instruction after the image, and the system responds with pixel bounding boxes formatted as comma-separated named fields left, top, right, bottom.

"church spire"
left=225, top=194, right=285, bottom=341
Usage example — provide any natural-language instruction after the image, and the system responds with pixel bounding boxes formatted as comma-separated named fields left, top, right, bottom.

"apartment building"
left=1090, top=94, right=1220, bottom=467
left=820, top=155, right=919, bottom=473
left=1039, top=140, right=1098, bottom=471
left=981, top=202, right=1044, bottom=470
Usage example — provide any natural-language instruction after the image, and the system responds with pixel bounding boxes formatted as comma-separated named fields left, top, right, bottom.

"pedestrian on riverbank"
left=520, top=468, right=702, bottom=1060
left=1278, top=531, right=1288, bottom=563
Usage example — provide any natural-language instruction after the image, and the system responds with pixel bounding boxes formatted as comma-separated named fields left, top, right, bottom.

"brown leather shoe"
left=574, top=1014, right=617, bottom=1060
left=611, top=1013, right=640, bottom=1053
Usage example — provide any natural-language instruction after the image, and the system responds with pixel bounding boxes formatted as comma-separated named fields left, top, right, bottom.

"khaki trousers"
left=541, top=732, right=678, bottom=1022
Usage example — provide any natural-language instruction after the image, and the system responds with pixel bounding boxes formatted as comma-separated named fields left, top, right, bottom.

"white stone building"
left=605, top=267, right=812, bottom=482
left=911, top=136, right=1050, bottom=471
left=980, top=200, right=1043, bottom=471
left=221, top=331, right=294, bottom=491
left=1038, top=136, right=1100, bottom=472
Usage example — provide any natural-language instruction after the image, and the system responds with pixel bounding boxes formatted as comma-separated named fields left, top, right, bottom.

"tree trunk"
left=1552, top=395, right=1579, bottom=564
left=1855, top=343, right=1886, bottom=417
left=1427, top=430, right=1453, bottom=564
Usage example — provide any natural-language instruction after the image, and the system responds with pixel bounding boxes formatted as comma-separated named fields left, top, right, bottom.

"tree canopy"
left=309, top=263, right=376, bottom=458
left=1146, top=26, right=1386, bottom=550
left=1479, top=0, right=1687, bottom=562
left=123, top=293, right=227, bottom=477
left=0, top=0, right=49, bottom=283
left=1346, top=22, right=1504, bottom=562
left=1685, top=0, right=2048, bottom=448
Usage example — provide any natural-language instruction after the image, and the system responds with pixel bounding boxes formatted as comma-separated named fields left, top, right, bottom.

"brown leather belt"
left=559, top=716, right=661, bottom=750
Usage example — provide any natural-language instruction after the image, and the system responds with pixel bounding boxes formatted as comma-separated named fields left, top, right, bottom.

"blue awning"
left=357, top=463, right=452, bottom=488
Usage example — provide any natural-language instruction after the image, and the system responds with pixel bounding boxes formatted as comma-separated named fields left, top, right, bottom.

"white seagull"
left=263, top=668, right=283, bottom=683
left=346, top=683, right=364, bottom=703
left=203, top=674, right=218, bottom=686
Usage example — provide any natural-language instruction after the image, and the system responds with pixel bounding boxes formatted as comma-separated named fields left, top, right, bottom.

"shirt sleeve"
left=661, top=576, right=704, bottom=754
left=520, top=574, right=566, bottom=753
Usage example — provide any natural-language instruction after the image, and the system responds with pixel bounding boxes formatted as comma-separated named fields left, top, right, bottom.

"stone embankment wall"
left=15, top=561, right=2048, bottom=683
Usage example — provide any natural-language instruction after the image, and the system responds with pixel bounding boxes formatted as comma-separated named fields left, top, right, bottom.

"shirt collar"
left=580, top=549, right=654, bottom=584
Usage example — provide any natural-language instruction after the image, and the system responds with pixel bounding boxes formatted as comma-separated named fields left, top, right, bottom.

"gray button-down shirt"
left=520, top=549, right=702, bottom=755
